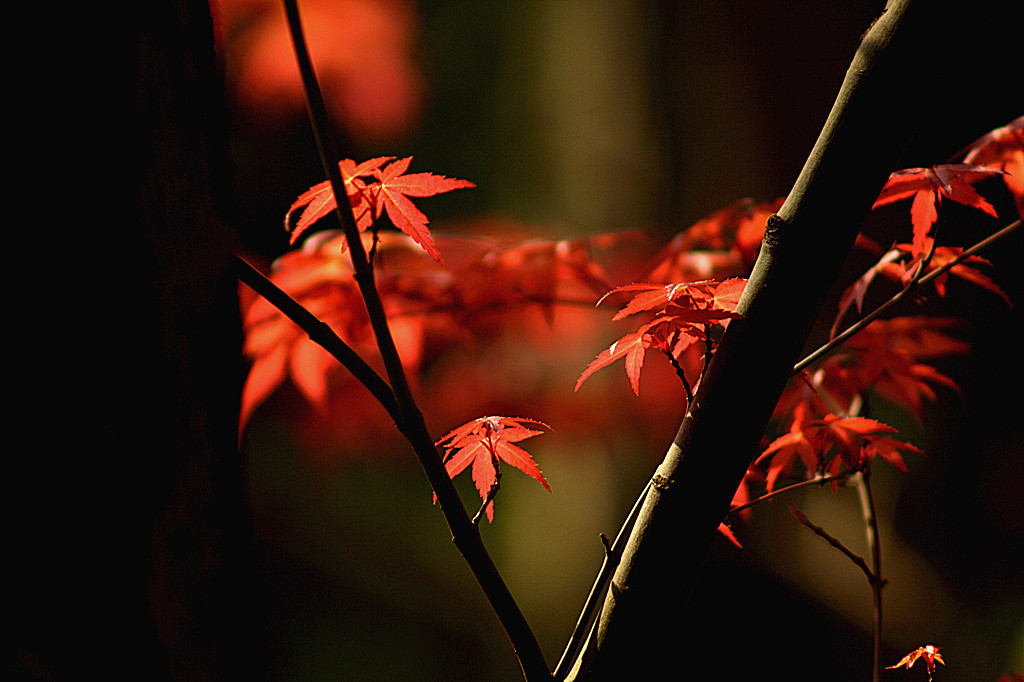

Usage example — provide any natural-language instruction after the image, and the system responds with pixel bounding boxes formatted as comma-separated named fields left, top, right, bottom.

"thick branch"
left=572, top=1, right=938, bottom=678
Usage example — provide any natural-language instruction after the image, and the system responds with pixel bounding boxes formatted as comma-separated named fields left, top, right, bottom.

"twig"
left=789, top=505, right=881, bottom=587
left=793, top=218, right=1020, bottom=375
left=664, top=347, right=694, bottom=405
left=854, top=468, right=885, bottom=682
left=553, top=478, right=652, bottom=680
left=726, top=466, right=863, bottom=517
left=279, top=2, right=551, bottom=679
left=281, top=0, right=411, bottom=410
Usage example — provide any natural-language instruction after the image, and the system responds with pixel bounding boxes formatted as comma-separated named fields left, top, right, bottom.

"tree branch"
left=279, top=2, right=550, bottom=679
left=571, top=2, right=940, bottom=677
left=794, top=218, right=1020, bottom=374
left=233, top=255, right=399, bottom=420
left=553, top=479, right=653, bottom=680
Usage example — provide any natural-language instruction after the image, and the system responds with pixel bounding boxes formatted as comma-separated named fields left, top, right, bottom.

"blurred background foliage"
left=215, top=1, right=1022, bottom=679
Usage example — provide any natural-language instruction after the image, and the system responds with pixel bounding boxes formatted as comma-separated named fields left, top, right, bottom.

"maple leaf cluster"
left=568, top=196, right=789, bottom=400
left=645, top=197, right=785, bottom=282
left=755, top=316, right=968, bottom=492
left=241, top=116, right=1018, bottom=522
left=239, top=226, right=623, bottom=431
left=746, top=118, right=1019, bottom=505
left=573, top=278, right=746, bottom=397
left=834, top=116, right=1022, bottom=329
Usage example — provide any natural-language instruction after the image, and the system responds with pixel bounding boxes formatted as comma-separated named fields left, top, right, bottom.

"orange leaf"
left=286, top=157, right=391, bottom=244
left=963, top=116, right=1024, bottom=217
left=284, top=156, right=474, bottom=263
left=434, top=416, right=551, bottom=522
left=887, top=645, right=944, bottom=673
left=873, top=164, right=1004, bottom=259
left=372, top=156, right=475, bottom=265
left=574, top=327, right=651, bottom=396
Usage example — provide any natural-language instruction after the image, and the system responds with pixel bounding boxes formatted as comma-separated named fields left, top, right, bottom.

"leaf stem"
left=725, top=466, right=863, bottom=517
left=664, top=347, right=694, bottom=405
left=789, top=504, right=880, bottom=588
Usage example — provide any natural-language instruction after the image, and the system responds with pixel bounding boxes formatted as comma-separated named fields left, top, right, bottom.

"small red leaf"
left=887, top=645, right=944, bottom=673
left=873, top=164, right=1004, bottom=253
left=284, top=156, right=474, bottom=263
left=574, top=328, right=651, bottom=395
left=434, top=416, right=550, bottom=522
left=373, top=157, right=476, bottom=265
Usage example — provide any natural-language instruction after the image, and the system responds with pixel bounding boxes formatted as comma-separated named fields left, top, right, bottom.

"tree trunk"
left=11, top=2, right=250, bottom=679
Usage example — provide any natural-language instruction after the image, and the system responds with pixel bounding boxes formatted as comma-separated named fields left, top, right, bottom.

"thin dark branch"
left=280, top=0, right=410, bottom=407
left=794, top=235, right=937, bottom=374
left=664, top=348, right=694, bottom=405
left=553, top=479, right=652, bottom=680
left=855, top=469, right=885, bottom=682
left=916, top=219, right=1019, bottom=287
left=789, top=505, right=879, bottom=586
left=233, top=256, right=399, bottom=420
left=725, top=465, right=863, bottom=517
left=280, top=2, right=550, bottom=679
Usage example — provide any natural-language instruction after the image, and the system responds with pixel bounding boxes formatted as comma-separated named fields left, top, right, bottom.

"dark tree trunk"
left=10, top=2, right=251, bottom=680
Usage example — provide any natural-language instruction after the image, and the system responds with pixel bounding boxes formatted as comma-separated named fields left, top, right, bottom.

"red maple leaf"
left=771, top=316, right=966, bottom=468
left=962, top=115, right=1024, bottom=218
left=645, top=197, right=785, bottom=281
left=833, top=236, right=1009, bottom=337
left=369, top=156, right=475, bottom=264
left=285, top=156, right=474, bottom=264
left=887, top=645, right=945, bottom=675
left=602, top=279, right=746, bottom=322
left=833, top=317, right=965, bottom=419
left=573, top=317, right=698, bottom=396
left=757, top=413, right=922, bottom=491
left=575, top=279, right=745, bottom=395
left=873, top=163, right=1003, bottom=259
left=878, top=240, right=1010, bottom=304
left=434, top=416, right=551, bottom=522
left=286, top=157, right=392, bottom=242
left=791, top=316, right=964, bottom=426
